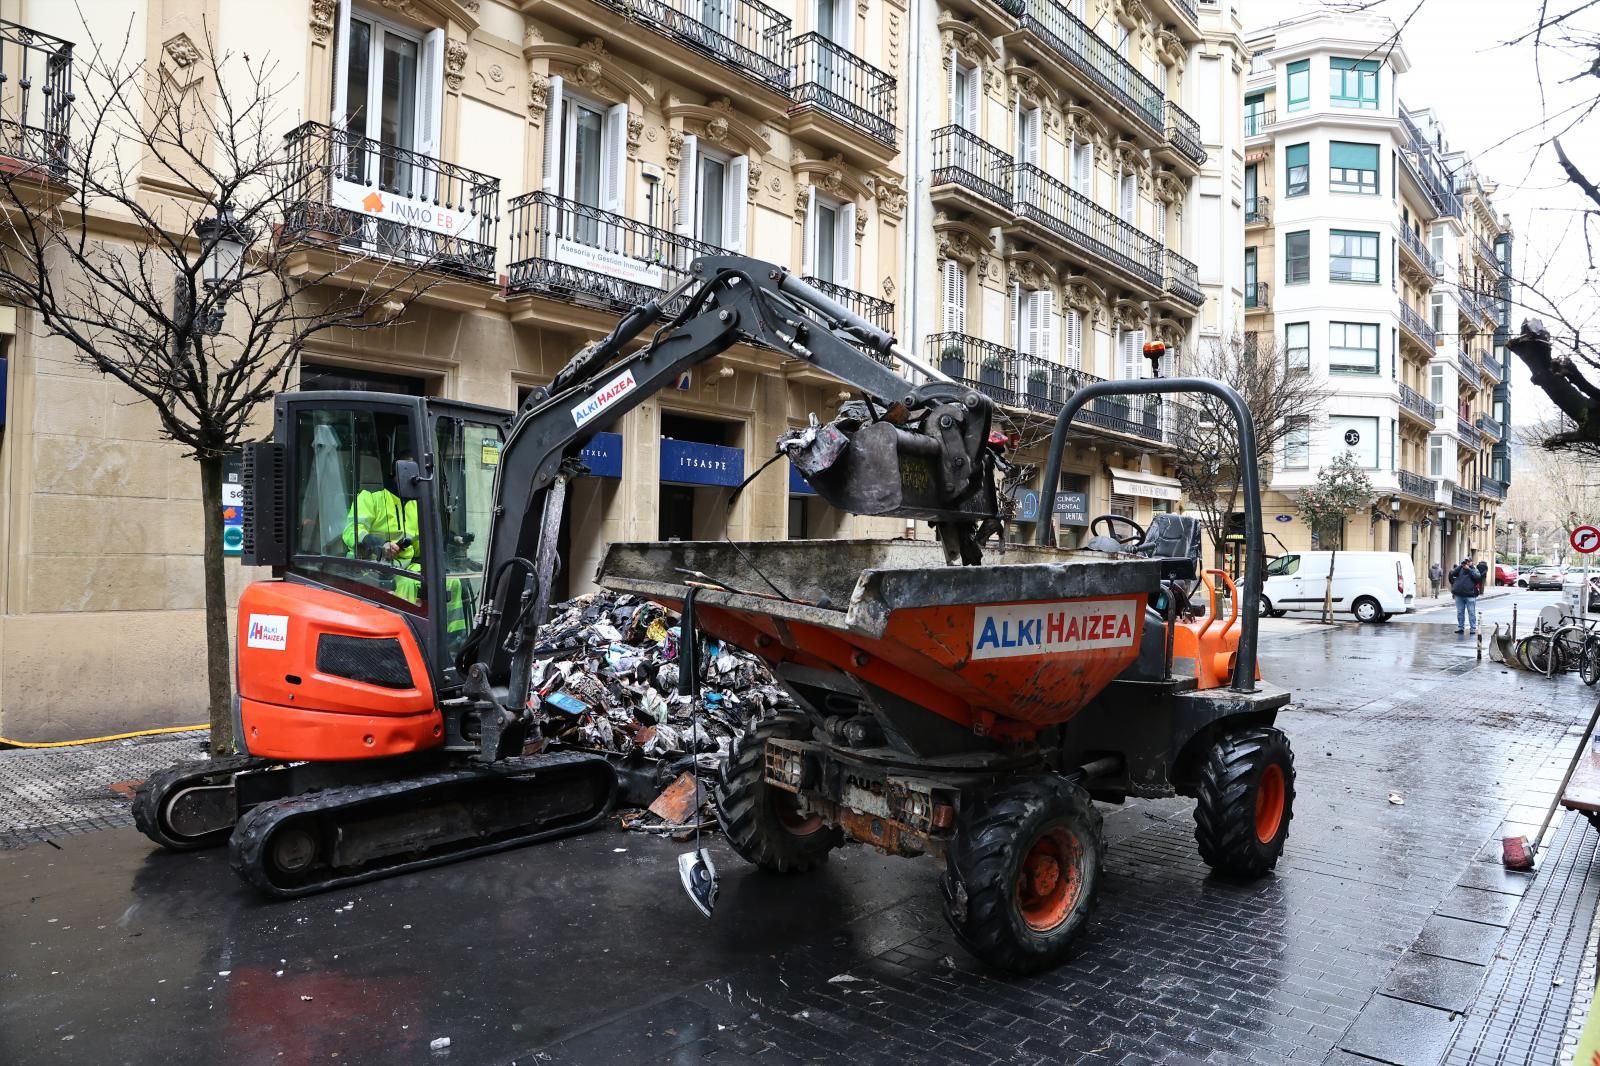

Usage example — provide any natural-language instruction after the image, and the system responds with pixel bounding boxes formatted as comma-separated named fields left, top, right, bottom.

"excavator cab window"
left=433, top=413, right=501, bottom=660
left=290, top=407, right=430, bottom=616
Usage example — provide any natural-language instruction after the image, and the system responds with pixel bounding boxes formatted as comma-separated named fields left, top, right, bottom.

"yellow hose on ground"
left=0, top=725, right=207, bottom=749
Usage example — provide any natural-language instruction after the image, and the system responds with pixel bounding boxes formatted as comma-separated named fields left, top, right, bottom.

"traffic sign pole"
left=1574, top=525, right=1599, bottom=617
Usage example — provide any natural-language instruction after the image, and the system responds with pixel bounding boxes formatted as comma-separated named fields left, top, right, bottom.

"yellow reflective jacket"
left=342, top=489, right=419, bottom=568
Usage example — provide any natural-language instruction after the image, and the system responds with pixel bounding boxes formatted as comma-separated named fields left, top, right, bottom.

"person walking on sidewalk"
left=1429, top=560, right=1443, bottom=598
left=1450, top=557, right=1484, bottom=635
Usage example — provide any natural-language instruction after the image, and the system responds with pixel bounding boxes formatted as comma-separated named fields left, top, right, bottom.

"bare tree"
left=0, top=33, right=436, bottom=751
left=1170, top=334, right=1334, bottom=565
left=1295, top=452, right=1378, bottom=622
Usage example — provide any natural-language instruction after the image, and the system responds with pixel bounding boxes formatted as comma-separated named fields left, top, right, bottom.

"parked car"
left=1261, top=551, right=1416, bottom=623
left=1495, top=563, right=1519, bottom=586
left=1526, top=566, right=1565, bottom=591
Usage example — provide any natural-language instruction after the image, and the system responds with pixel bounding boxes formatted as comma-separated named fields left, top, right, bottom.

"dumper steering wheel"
left=1089, top=515, right=1145, bottom=547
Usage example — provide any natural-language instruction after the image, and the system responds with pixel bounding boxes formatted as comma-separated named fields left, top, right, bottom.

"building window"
left=950, top=60, right=980, bottom=132
left=1065, top=307, right=1083, bottom=369
left=1244, top=246, right=1257, bottom=304
left=1431, top=292, right=1445, bottom=333
left=802, top=189, right=853, bottom=286
left=302, top=361, right=427, bottom=394
left=677, top=137, right=749, bottom=253
left=1071, top=139, right=1093, bottom=196
left=1428, top=434, right=1444, bottom=477
left=1330, top=57, right=1379, bottom=109
left=1331, top=415, right=1380, bottom=468
left=1286, top=142, right=1309, bottom=197
left=1285, top=230, right=1310, bottom=285
left=941, top=259, right=967, bottom=334
left=335, top=6, right=444, bottom=166
left=1283, top=417, right=1310, bottom=469
left=1286, top=58, right=1310, bottom=112
left=1117, top=327, right=1147, bottom=380
left=1119, top=172, right=1137, bottom=226
left=1286, top=322, right=1310, bottom=370
left=1329, top=141, right=1378, bottom=193
left=1245, top=92, right=1267, bottom=136
left=1110, top=492, right=1136, bottom=519
left=1245, top=163, right=1258, bottom=217
left=1429, top=364, right=1444, bottom=406
left=1329, top=321, right=1379, bottom=373
left=1330, top=229, right=1379, bottom=283
left=1013, top=284, right=1056, bottom=361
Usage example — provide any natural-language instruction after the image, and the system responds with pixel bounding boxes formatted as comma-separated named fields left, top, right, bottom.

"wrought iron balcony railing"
left=592, top=0, right=791, bottom=89
left=1476, top=414, right=1503, bottom=441
left=1477, top=350, right=1499, bottom=380
left=790, top=33, right=896, bottom=147
left=1081, top=392, right=1165, bottom=442
left=1481, top=477, right=1508, bottom=501
left=1011, top=162, right=1162, bottom=287
left=1452, top=486, right=1480, bottom=511
left=1399, top=110, right=1461, bottom=218
left=1456, top=349, right=1477, bottom=383
left=1399, top=302, right=1436, bottom=347
left=1244, top=109, right=1275, bottom=137
left=505, top=190, right=721, bottom=312
left=928, top=331, right=1018, bottom=407
left=1457, top=415, right=1483, bottom=448
left=0, top=19, right=73, bottom=176
left=1016, top=352, right=1105, bottom=416
left=1398, top=469, right=1437, bottom=501
left=802, top=275, right=894, bottom=336
left=1164, top=250, right=1202, bottom=307
left=1398, top=224, right=1440, bottom=277
left=1245, top=281, right=1269, bottom=310
left=282, top=122, right=500, bottom=281
left=931, top=125, right=1013, bottom=210
left=1398, top=382, right=1437, bottom=425
left=1173, top=0, right=1199, bottom=23
left=1165, top=100, right=1205, bottom=165
left=1017, top=0, right=1163, bottom=135
left=1245, top=196, right=1270, bottom=226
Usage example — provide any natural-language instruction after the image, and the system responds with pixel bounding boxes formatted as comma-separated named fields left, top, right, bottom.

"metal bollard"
left=1477, top=629, right=1483, bottom=661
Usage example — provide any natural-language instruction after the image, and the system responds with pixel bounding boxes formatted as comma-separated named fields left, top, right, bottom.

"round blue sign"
left=1274, top=514, right=1293, bottom=523
left=1019, top=490, right=1040, bottom=522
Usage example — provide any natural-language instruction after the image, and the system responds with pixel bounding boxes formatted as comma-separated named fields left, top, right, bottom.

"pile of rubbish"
left=527, top=591, right=795, bottom=826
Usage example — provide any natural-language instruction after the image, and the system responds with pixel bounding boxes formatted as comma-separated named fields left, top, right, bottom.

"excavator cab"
left=238, top=391, right=510, bottom=761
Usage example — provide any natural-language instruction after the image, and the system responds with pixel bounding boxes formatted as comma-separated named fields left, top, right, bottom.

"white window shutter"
left=964, top=62, right=980, bottom=133
left=1065, top=309, right=1082, bottom=368
left=1010, top=282, right=1022, bottom=351
left=1118, top=329, right=1134, bottom=379
left=602, top=103, right=627, bottom=216
left=800, top=185, right=817, bottom=277
left=727, top=155, right=749, bottom=253
left=331, top=0, right=353, bottom=128
left=1025, top=109, right=1040, bottom=167
left=946, top=50, right=957, bottom=127
left=418, top=29, right=444, bottom=160
left=1039, top=288, right=1055, bottom=361
left=1154, top=200, right=1166, bottom=245
left=1132, top=329, right=1146, bottom=377
left=1027, top=289, right=1044, bottom=358
left=942, top=260, right=965, bottom=334
left=838, top=201, right=855, bottom=287
left=676, top=134, right=699, bottom=236
left=1120, top=173, right=1136, bottom=223
left=1073, top=142, right=1092, bottom=196
left=541, top=76, right=566, bottom=194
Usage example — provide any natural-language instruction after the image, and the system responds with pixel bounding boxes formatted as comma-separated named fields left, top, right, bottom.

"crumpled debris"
left=527, top=590, right=793, bottom=765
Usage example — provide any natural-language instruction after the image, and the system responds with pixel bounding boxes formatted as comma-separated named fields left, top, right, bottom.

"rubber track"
left=715, top=715, right=841, bottom=873
left=941, top=775, right=1105, bottom=974
left=229, top=751, right=614, bottom=898
left=1192, top=726, right=1294, bottom=878
left=131, top=755, right=274, bottom=851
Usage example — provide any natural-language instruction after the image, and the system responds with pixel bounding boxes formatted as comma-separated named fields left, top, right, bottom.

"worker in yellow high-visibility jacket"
left=343, top=486, right=420, bottom=568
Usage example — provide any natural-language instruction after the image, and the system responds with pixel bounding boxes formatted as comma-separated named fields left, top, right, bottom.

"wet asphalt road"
left=3, top=602, right=1598, bottom=1066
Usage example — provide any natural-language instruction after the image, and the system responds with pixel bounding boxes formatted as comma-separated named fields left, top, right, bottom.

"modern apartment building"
left=903, top=0, right=1209, bottom=546
left=1193, top=0, right=1249, bottom=344
left=1241, top=12, right=1511, bottom=574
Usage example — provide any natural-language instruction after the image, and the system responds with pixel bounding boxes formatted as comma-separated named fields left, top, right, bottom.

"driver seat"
left=1133, top=513, right=1202, bottom=581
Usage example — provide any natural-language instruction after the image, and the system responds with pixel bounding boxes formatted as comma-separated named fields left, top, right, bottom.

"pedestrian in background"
left=1429, top=560, right=1443, bottom=598
left=1450, top=557, right=1482, bottom=635
left=1476, top=558, right=1490, bottom=590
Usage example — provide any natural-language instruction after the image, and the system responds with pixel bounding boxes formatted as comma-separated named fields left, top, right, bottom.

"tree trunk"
left=199, top=455, right=235, bottom=755
left=1323, top=547, right=1338, bottom=624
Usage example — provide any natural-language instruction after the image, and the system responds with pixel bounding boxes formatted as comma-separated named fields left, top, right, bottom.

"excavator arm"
left=453, top=254, right=1001, bottom=759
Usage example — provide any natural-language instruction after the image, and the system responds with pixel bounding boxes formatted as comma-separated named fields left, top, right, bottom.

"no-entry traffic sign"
left=1572, top=525, right=1600, bottom=554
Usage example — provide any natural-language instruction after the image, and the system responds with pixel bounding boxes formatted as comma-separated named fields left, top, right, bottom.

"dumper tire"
left=1193, top=726, right=1295, bottom=879
left=716, top=715, right=842, bottom=873
left=940, top=776, right=1104, bottom=974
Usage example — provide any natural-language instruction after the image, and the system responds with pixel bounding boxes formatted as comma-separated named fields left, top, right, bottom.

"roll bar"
left=1035, top=378, right=1263, bottom=694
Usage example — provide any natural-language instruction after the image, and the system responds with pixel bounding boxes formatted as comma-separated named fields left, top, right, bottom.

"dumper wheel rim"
left=941, top=776, right=1104, bottom=974
left=715, top=714, right=842, bottom=873
left=1194, top=726, right=1295, bottom=879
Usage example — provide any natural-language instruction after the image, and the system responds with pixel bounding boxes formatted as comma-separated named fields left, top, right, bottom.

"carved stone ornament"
left=854, top=207, right=869, bottom=244
left=1064, top=282, right=1100, bottom=328
left=163, top=32, right=201, bottom=68
left=377, top=0, right=417, bottom=15
left=310, top=0, right=336, bottom=43
left=627, top=114, right=644, bottom=158
left=528, top=72, right=550, bottom=127
left=883, top=276, right=895, bottom=300
left=873, top=173, right=907, bottom=221
left=445, top=38, right=468, bottom=92
left=1115, top=301, right=1149, bottom=333
left=887, top=10, right=902, bottom=76
left=793, top=181, right=811, bottom=223
left=1153, top=170, right=1186, bottom=205
left=666, top=128, right=685, bottom=175
left=747, top=158, right=763, bottom=195
left=462, top=0, right=481, bottom=10
left=573, top=57, right=604, bottom=90
left=1007, top=258, right=1044, bottom=291
left=705, top=116, right=731, bottom=145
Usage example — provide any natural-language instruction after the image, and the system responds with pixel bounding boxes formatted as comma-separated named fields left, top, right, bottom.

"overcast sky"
left=1246, top=0, right=1600, bottom=430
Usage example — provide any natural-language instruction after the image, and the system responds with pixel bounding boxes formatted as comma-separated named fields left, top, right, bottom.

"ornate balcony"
left=928, top=331, right=1018, bottom=407
left=930, top=125, right=1013, bottom=222
left=1162, top=250, right=1203, bottom=309
left=1245, top=281, right=1270, bottom=312
left=1452, top=486, right=1480, bottom=511
left=0, top=19, right=73, bottom=179
left=1398, top=302, right=1436, bottom=349
left=1457, top=415, right=1483, bottom=449
left=1009, top=162, right=1162, bottom=290
left=1398, top=224, right=1440, bottom=278
left=802, top=275, right=894, bottom=335
left=1012, top=0, right=1164, bottom=140
left=1162, top=100, right=1206, bottom=168
left=1398, top=469, right=1437, bottom=502
left=1015, top=352, right=1105, bottom=415
left=1245, top=196, right=1270, bottom=227
left=1477, top=350, right=1500, bottom=383
left=1398, top=382, right=1437, bottom=426
left=1476, top=414, right=1503, bottom=441
left=1081, top=393, right=1166, bottom=443
left=789, top=33, right=896, bottom=156
left=281, top=122, right=500, bottom=284
left=505, top=190, right=719, bottom=314
left=587, top=0, right=792, bottom=90
left=1244, top=109, right=1275, bottom=138
left=1481, top=477, right=1508, bottom=501
left=1456, top=348, right=1478, bottom=385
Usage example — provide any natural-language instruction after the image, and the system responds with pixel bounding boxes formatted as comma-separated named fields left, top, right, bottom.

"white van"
left=1260, top=551, right=1417, bottom=623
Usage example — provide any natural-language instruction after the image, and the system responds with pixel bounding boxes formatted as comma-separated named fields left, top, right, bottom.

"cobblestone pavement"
left=1, top=618, right=1597, bottom=1066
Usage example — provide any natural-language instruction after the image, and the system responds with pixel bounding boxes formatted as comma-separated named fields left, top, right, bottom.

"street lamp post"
left=193, top=204, right=248, bottom=335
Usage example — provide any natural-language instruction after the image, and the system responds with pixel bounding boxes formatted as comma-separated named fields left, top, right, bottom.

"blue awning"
left=789, top=464, right=815, bottom=495
left=661, top=438, right=744, bottom=487
left=579, top=431, right=623, bottom=478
